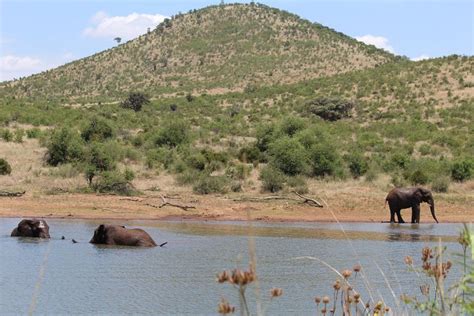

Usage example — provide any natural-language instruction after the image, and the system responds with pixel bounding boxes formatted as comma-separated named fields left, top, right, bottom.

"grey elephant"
left=11, top=219, right=51, bottom=238
left=385, top=187, right=438, bottom=223
left=90, top=224, right=157, bottom=247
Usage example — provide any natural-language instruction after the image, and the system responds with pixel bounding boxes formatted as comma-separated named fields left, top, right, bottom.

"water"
left=0, top=218, right=467, bottom=315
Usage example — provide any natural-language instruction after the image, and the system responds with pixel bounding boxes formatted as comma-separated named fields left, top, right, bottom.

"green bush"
left=304, top=97, right=354, bottom=121
left=87, top=143, right=116, bottom=172
left=269, top=136, right=308, bottom=176
left=121, top=92, right=150, bottom=112
left=0, top=158, right=12, bottom=175
left=93, top=170, right=135, bottom=195
left=81, top=117, right=114, bottom=142
left=193, top=175, right=229, bottom=194
left=26, top=128, right=41, bottom=139
left=1, top=129, right=13, bottom=142
left=431, top=176, right=450, bottom=193
left=345, top=152, right=369, bottom=178
left=238, top=144, right=265, bottom=163
left=153, top=120, right=189, bottom=148
left=226, top=164, right=251, bottom=180
left=451, top=159, right=473, bottom=182
left=409, top=169, right=429, bottom=185
left=46, top=127, right=84, bottom=166
left=260, top=165, right=285, bottom=193
left=308, top=143, right=341, bottom=177
left=278, top=116, right=306, bottom=137
left=186, top=152, right=207, bottom=171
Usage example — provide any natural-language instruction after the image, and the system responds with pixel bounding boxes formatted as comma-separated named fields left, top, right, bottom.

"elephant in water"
left=11, top=219, right=51, bottom=238
left=385, top=187, right=438, bottom=224
left=90, top=224, right=157, bottom=247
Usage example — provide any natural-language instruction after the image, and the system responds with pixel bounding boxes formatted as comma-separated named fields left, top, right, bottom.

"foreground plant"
left=216, top=265, right=283, bottom=315
left=402, top=225, right=473, bottom=315
left=314, top=264, right=390, bottom=316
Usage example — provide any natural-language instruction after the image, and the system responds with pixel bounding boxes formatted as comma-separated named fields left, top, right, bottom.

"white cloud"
left=83, top=11, right=168, bottom=40
left=355, top=35, right=395, bottom=54
left=0, top=53, right=76, bottom=81
left=411, top=54, right=430, bottom=61
left=0, top=55, right=42, bottom=71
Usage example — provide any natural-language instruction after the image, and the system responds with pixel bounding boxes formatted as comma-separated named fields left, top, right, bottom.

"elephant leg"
left=389, top=205, right=396, bottom=223
left=396, top=210, right=405, bottom=223
left=411, top=205, right=420, bottom=223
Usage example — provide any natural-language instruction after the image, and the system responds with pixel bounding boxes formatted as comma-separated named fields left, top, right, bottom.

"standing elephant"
left=90, top=224, right=157, bottom=247
left=11, top=219, right=51, bottom=238
left=385, top=187, right=438, bottom=223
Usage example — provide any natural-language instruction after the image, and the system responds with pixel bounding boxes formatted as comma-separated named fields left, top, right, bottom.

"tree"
left=81, top=117, right=114, bottom=142
left=121, top=92, right=150, bottom=112
left=114, top=37, right=121, bottom=44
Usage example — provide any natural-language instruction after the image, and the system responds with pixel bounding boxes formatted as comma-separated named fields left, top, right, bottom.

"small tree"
left=269, top=137, right=309, bottom=176
left=46, top=127, right=84, bottom=166
left=0, top=158, right=12, bottom=175
left=81, top=117, right=114, bottom=142
left=121, top=92, right=150, bottom=112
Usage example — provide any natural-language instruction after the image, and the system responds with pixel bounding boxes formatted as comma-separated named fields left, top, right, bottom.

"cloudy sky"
left=1, top=0, right=472, bottom=81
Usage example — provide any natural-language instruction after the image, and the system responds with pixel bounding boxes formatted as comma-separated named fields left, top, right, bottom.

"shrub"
left=193, top=175, right=229, bottom=194
left=93, top=170, right=135, bottom=195
left=226, top=164, right=251, bottom=180
left=121, top=92, right=150, bottom=112
left=238, top=144, right=264, bottom=163
left=153, top=120, right=189, bottom=148
left=1, top=129, right=13, bottom=142
left=286, top=176, right=308, bottom=194
left=304, top=97, right=354, bottom=121
left=87, top=143, right=116, bottom=172
left=26, top=128, right=41, bottom=139
left=431, top=176, right=450, bottom=193
left=409, top=169, right=429, bottom=185
left=255, top=123, right=276, bottom=152
left=0, top=158, right=12, bottom=175
left=81, top=117, right=114, bottom=142
left=46, top=127, right=84, bottom=166
left=186, top=152, right=207, bottom=171
left=260, top=165, right=285, bottom=193
left=269, top=137, right=309, bottom=176
left=308, top=143, right=341, bottom=177
left=14, top=129, right=24, bottom=143
left=345, top=152, right=369, bottom=178
left=451, top=159, right=473, bottom=182
left=278, top=116, right=306, bottom=137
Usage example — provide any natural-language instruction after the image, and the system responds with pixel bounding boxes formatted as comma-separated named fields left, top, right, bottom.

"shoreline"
left=0, top=191, right=472, bottom=224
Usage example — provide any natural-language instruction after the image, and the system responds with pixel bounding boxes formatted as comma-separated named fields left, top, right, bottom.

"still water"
left=0, top=218, right=467, bottom=315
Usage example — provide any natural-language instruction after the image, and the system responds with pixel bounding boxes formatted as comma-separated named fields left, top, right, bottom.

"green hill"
left=0, top=3, right=396, bottom=102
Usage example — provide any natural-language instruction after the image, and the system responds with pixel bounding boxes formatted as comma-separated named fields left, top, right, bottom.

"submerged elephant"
left=385, top=187, right=438, bottom=224
left=90, top=224, right=157, bottom=247
left=11, top=219, right=51, bottom=238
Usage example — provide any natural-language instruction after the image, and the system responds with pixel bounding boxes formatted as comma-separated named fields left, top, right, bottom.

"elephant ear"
left=414, top=189, right=423, bottom=203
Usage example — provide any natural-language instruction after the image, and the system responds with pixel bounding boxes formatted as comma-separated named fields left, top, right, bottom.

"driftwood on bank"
left=0, top=190, right=25, bottom=197
left=233, top=192, right=323, bottom=208
left=121, top=195, right=196, bottom=212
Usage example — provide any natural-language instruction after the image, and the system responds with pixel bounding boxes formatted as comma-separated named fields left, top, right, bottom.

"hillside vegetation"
left=0, top=4, right=472, bottom=202
left=0, top=3, right=396, bottom=102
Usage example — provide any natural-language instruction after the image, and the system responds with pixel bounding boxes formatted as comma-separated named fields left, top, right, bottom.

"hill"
left=0, top=3, right=397, bottom=102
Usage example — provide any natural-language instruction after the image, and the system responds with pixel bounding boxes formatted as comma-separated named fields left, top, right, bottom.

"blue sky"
left=1, top=0, right=473, bottom=81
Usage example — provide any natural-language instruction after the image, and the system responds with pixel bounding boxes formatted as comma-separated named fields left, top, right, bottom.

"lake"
left=0, top=218, right=467, bottom=315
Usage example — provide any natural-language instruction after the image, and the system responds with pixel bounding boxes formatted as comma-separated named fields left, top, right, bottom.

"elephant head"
left=415, top=187, right=438, bottom=223
left=90, top=224, right=108, bottom=244
left=11, top=219, right=50, bottom=238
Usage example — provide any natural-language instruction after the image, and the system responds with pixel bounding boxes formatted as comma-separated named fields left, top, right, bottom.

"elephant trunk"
left=429, top=201, right=438, bottom=223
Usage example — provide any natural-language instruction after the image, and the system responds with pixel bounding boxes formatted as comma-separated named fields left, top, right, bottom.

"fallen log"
left=292, top=191, right=323, bottom=208
left=157, top=195, right=196, bottom=212
left=0, top=190, right=25, bottom=197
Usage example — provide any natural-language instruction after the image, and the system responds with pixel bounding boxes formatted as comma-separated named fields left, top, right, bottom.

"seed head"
left=315, top=296, right=321, bottom=304
left=217, top=271, right=229, bottom=283
left=270, top=288, right=283, bottom=298
left=353, top=264, right=361, bottom=273
left=342, top=269, right=352, bottom=279
left=404, top=256, right=413, bottom=265
left=333, top=280, right=341, bottom=291
left=322, top=296, right=330, bottom=304
left=218, top=299, right=235, bottom=315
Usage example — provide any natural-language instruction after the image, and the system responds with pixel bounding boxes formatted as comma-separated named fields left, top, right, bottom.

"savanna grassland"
left=0, top=3, right=473, bottom=222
